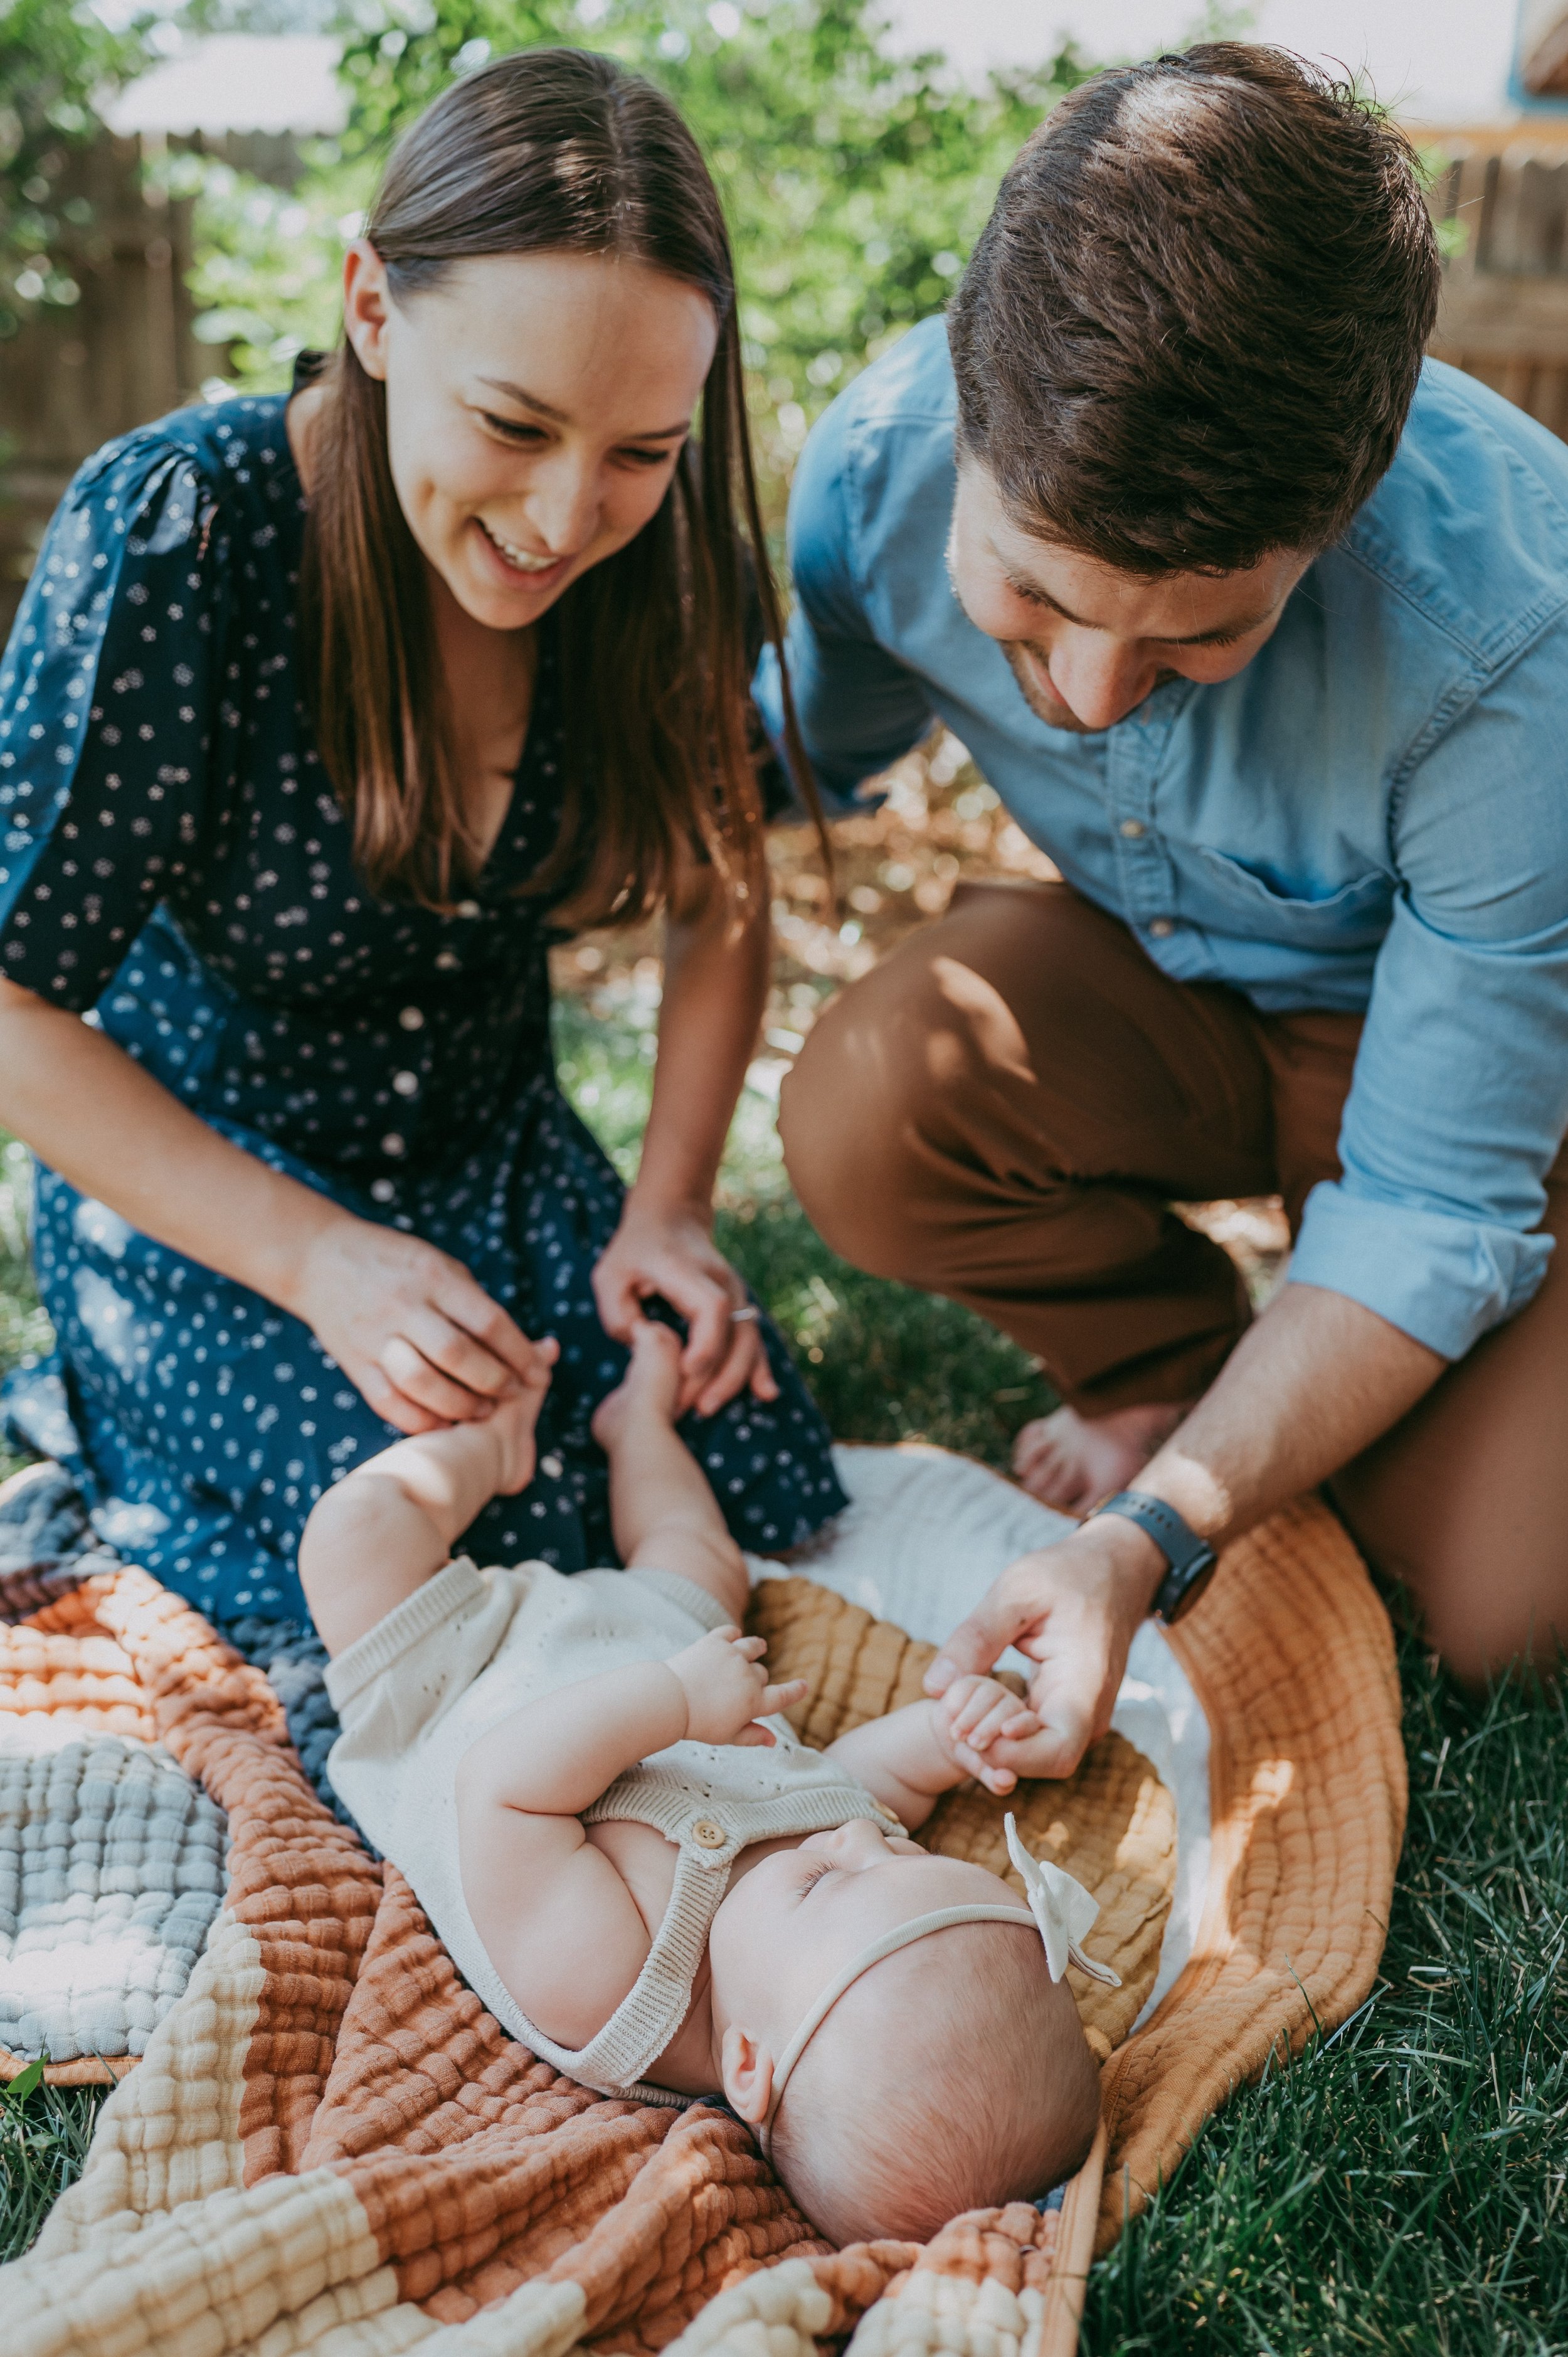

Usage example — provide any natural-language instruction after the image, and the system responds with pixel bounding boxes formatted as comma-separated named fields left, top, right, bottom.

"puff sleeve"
left=0, top=434, right=229, bottom=1010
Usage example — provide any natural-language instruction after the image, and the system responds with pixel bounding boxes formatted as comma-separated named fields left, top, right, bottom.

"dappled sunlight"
left=70, top=1269, right=139, bottom=1379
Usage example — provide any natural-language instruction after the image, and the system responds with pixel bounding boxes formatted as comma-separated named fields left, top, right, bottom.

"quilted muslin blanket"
left=0, top=1445, right=1406, bottom=2357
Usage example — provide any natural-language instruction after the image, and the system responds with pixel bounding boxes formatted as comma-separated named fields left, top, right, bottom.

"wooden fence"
left=0, top=132, right=300, bottom=640
left=0, top=138, right=201, bottom=639
left=1430, top=144, right=1568, bottom=438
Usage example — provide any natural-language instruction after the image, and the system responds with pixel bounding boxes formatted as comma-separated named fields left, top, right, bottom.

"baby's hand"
left=667, top=1628, right=808, bottom=1748
left=933, top=1674, right=1042, bottom=1795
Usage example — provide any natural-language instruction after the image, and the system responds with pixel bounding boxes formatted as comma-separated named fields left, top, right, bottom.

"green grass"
left=1088, top=1657, right=1568, bottom=2355
left=0, top=2068, right=108, bottom=2264
left=2, top=1008, right=1565, bottom=2351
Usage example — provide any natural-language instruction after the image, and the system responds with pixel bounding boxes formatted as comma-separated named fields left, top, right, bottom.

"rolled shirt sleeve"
left=753, top=382, right=934, bottom=809
left=1292, top=622, right=1568, bottom=1358
left=0, top=437, right=225, bottom=1011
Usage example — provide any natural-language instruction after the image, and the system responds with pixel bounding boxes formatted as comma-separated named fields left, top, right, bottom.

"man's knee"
left=1335, top=1479, right=1568, bottom=1688
left=778, top=976, right=940, bottom=1280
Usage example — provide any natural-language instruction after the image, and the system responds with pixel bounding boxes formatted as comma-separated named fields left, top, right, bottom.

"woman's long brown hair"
left=299, top=45, right=824, bottom=922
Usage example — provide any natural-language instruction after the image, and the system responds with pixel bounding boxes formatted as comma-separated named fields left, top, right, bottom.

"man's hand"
left=931, top=1674, right=1041, bottom=1794
left=924, top=1521, right=1164, bottom=1779
left=666, top=1629, right=808, bottom=1748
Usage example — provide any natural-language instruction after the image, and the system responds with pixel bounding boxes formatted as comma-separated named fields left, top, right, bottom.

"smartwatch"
left=1086, top=1490, right=1217, bottom=1624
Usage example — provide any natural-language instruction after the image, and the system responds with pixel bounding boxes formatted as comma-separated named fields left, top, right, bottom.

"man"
left=757, top=45, right=1568, bottom=1772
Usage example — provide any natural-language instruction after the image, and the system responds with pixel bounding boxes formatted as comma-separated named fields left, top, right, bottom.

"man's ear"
left=342, top=239, right=393, bottom=384
left=719, top=2024, right=775, bottom=2125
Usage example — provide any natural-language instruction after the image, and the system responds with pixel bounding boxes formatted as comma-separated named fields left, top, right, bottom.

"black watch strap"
left=1087, top=1489, right=1218, bottom=1624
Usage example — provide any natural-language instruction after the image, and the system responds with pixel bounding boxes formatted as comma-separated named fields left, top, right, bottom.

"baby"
left=300, top=1323, right=1104, bottom=2244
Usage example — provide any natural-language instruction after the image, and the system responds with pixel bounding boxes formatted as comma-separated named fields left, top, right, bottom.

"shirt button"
left=436, top=950, right=460, bottom=971
left=398, top=1006, right=424, bottom=1031
left=692, top=1819, right=728, bottom=1851
left=1148, top=918, right=1174, bottom=939
left=381, top=1132, right=405, bottom=1156
left=455, top=899, right=480, bottom=919
left=1119, top=817, right=1147, bottom=839
left=392, top=1070, right=419, bottom=1097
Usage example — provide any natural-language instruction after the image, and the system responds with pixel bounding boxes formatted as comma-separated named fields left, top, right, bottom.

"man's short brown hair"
left=947, top=44, right=1441, bottom=575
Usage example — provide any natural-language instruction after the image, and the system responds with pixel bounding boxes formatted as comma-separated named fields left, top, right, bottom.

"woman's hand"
left=287, top=1213, right=552, bottom=1435
left=922, top=1520, right=1165, bottom=1779
left=593, top=1193, right=778, bottom=1420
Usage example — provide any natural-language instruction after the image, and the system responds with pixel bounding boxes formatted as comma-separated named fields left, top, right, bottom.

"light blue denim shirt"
left=756, top=316, right=1568, bottom=1362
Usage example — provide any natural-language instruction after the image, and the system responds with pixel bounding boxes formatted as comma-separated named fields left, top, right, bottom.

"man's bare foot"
left=1012, top=1400, right=1190, bottom=1516
left=591, top=1320, right=684, bottom=1454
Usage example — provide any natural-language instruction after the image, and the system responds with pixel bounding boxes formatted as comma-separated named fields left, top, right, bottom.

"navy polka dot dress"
left=0, top=391, right=845, bottom=1619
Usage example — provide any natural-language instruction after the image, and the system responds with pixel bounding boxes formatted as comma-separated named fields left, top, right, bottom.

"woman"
left=0, top=47, right=845, bottom=1620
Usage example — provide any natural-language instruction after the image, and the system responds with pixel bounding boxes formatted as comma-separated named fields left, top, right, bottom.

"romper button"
left=398, top=1006, right=424, bottom=1030
left=1119, top=817, right=1146, bottom=839
left=692, top=1819, right=727, bottom=1850
left=1148, top=918, right=1174, bottom=939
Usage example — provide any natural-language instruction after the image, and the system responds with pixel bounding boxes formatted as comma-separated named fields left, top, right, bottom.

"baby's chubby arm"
left=299, top=1348, right=555, bottom=1657
left=825, top=1678, right=1043, bottom=1830
left=457, top=1631, right=807, bottom=2048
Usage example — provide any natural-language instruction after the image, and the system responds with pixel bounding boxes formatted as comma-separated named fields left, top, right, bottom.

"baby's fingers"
left=759, top=1676, right=808, bottom=1716
left=951, top=1738, right=1017, bottom=1794
left=946, top=1681, right=1030, bottom=1752
left=729, top=1721, right=779, bottom=1748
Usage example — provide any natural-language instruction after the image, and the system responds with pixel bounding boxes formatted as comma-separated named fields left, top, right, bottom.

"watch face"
left=1157, top=1551, right=1219, bottom=1625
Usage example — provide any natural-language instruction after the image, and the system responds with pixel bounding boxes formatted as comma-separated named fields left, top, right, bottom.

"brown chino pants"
left=779, top=880, right=1568, bottom=1677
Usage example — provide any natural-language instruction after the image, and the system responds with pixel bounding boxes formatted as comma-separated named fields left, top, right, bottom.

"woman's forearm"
left=0, top=981, right=342, bottom=1312
left=632, top=867, right=770, bottom=1216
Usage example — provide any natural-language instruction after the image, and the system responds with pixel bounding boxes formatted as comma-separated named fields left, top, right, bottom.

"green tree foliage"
left=0, top=0, right=149, bottom=338
left=189, top=0, right=1092, bottom=506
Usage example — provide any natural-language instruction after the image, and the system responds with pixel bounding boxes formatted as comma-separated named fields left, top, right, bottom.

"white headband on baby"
left=757, top=1815, right=1120, bottom=2159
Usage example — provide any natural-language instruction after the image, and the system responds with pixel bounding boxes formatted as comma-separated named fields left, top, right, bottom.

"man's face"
left=946, top=457, right=1313, bottom=735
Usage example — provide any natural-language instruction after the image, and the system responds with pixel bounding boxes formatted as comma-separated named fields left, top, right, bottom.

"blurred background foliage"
left=0, top=0, right=149, bottom=338
left=12, top=0, right=1099, bottom=516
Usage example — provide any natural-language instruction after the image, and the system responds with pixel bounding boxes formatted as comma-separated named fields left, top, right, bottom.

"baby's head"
left=707, top=1817, right=1101, bottom=2245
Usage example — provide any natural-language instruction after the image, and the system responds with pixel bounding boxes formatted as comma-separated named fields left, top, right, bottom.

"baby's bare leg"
left=591, top=1324, right=748, bottom=1619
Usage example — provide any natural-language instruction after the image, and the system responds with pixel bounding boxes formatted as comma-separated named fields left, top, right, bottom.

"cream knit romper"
left=324, top=1557, right=886, bottom=2105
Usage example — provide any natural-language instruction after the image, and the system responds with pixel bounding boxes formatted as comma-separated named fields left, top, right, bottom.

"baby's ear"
left=719, top=2024, right=775, bottom=2125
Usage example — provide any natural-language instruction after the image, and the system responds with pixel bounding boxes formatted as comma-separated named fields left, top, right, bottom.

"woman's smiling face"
left=341, top=243, right=719, bottom=630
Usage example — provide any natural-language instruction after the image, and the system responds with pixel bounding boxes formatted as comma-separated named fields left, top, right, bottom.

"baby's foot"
left=591, top=1320, right=684, bottom=1454
left=1012, top=1400, right=1189, bottom=1517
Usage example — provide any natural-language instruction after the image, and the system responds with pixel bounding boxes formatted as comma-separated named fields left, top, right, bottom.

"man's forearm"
left=1133, top=1279, right=1444, bottom=1546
